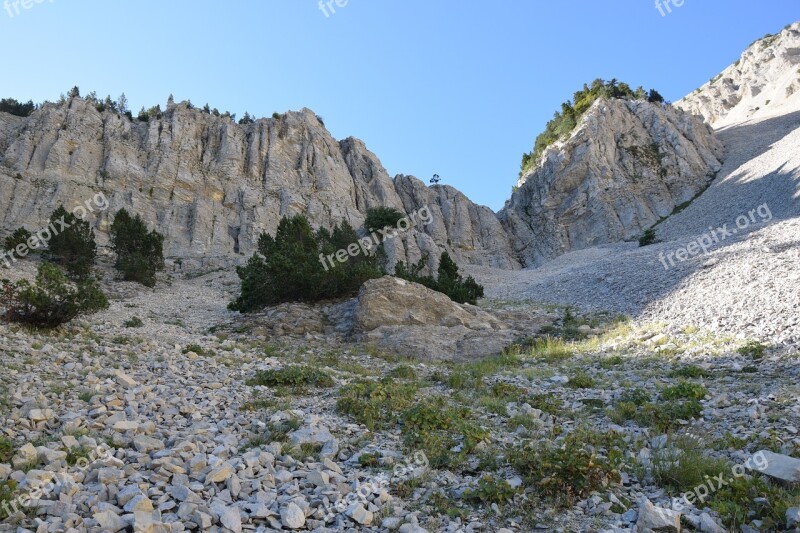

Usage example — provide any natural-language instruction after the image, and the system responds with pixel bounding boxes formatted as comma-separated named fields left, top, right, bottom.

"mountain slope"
left=499, top=97, right=723, bottom=266
left=676, top=21, right=800, bottom=127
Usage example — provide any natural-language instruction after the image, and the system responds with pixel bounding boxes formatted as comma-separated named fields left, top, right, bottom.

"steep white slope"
left=676, top=21, right=800, bottom=127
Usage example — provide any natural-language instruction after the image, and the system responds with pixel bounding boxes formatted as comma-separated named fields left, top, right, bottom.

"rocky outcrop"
left=0, top=98, right=515, bottom=270
left=499, top=98, right=724, bottom=266
left=353, top=276, right=542, bottom=360
left=676, top=21, right=800, bottom=127
left=392, top=175, right=520, bottom=269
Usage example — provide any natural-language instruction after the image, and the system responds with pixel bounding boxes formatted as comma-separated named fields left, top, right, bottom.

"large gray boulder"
left=353, top=276, right=524, bottom=361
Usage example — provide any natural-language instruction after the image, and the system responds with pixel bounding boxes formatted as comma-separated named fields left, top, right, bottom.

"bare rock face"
left=499, top=98, right=724, bottom=266
left=353, top=276, right=518, bottom=360
left=676, top=21, right=800, bottom=127
left=393, top=175, right=521, bottom=270
left=0, top=98, right=516, bottom=270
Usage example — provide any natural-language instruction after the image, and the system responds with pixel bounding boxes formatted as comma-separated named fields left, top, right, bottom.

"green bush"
left=661, top=382, right=707, bottom=401
left=364, top=207, right=405, bottom=234
left=336, top=378, right=419, bottom=431
left=737, top=341, right=767, bottom=359
left=109, top=209, right=165, bottom=287
left=246, top=365, right=334, bottom=388
left=463, top=475, right=520, bottom=506
left=1, top=263, right=108, bottom=328
left=230, top=214, right=384, bottom=312
left=47, top=206, right=97, bottom=280
left=401, top=396, right=489, bottom=469
left=3, top=228, right=32, bottom=253
left=123, top=316, right=143, bottom=328
left=0, top=98, right=35, bottom=117
left=395, top=251, right=484, bottom=305
left=639, top=228, right=657, bottom=247
left=510, top=429, right=623, bottom=505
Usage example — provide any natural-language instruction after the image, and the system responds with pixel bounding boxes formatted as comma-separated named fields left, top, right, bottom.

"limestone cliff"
left=0, top=98, right=516, bottom=270
left=499, top=98, right=724, bottom=266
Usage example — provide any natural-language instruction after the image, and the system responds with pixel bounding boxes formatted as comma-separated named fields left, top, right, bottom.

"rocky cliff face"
left=499, top=98, right=724, bottom=266
left=676, top=21, right=800, bottom=127
left=0, top=98, right=516, bottom=270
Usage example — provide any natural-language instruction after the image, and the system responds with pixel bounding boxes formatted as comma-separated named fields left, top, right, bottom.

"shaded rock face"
left=353, top=276, right=546, bottom=361
left=676, top=22, right=800, bottom=127
left=499, top=98, right=724, bottom=266
left=0, top=99, right=514, bottom=270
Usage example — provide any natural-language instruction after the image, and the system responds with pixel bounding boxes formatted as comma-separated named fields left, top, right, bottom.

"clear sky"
left=1, top=1, right=797, bottom=211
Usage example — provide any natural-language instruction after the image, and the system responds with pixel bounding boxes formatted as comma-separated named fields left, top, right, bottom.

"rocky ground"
left=1, top=259, right=799, bottom=532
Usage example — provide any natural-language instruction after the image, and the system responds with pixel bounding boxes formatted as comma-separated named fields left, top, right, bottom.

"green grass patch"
left=247, top=365, right=334, bottom=389
left=661, top=382, right=707, bottom=401
left=510, top=428, right=623, bottom=506
left=336, top=378, right=418, bottom=431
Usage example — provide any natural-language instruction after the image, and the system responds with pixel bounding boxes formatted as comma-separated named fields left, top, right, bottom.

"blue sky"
left=1, top=1, right=797, bottom=211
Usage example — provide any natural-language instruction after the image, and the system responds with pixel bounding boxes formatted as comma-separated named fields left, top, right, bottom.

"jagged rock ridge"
left=0, top=98, right=518, bottom=270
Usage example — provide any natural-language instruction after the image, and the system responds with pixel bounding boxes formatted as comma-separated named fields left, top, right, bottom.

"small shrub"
left=661, top=382, right=707, bottom=401
left=401, top=397, right=488, bottom=469
left=639, top=228, right=657, bottom=247
left=490, top=382, right=527, bottom=401
left=110, top=209, right=165, bottom=287
left=0, top=437, right=14, bottom=463
left=463, top=475, right=520, bottom=506
left=47, top=206, right=97, bottom=280
left=711, top=475, right=800, bottom=530
left=1, top=263, right=108, bottom=328
left=358, top=452, right=380, bottom=467
left=3, top=228, right=32, bottom=253
left=389, top=365, right=417, bottom=379
left=123, top=316, right=143, bottom=328
left=638, top=401, right=703, bottom=432
left=247, top=365, right=334, bottom=389
left=599, top=354, right=624, bottom=368
left=527, top=393, right=564, bottom=416
left=336, top=378, right=418, bottom=431
left=650, top=434, right=728, bottom=493
left=737, top=341, right=767, bottom=359
left=181, top=343, right=204, bottom=355
left=511, top=429, right=622, bottom=505
left=567, top=372, right=595, bottom=389
left=619, top=388, right=651, bottom=406
left=364, top=207, right=406, bottom=234
left=670, top=365, right=710, bottom=378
